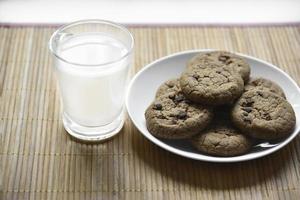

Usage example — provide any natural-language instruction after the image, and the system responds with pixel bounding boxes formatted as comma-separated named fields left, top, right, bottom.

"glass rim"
left=48, top=19, right=134, bottom=67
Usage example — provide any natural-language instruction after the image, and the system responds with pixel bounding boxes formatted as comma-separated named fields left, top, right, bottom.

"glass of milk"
left=49, top=20, right=134, bottom=142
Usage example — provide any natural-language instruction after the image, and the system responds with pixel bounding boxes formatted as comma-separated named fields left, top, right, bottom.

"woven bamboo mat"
left=1, top=26, right=300, bottom=200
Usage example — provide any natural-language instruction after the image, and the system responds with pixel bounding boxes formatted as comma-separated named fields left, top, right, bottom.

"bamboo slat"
left=1, top=26, right=300, bottom=200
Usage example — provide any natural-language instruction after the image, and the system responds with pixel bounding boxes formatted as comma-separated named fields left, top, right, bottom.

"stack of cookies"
left=145, top=51, right=296, bottom=157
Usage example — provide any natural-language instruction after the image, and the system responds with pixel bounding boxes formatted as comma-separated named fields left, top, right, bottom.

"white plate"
left=126, top=49, right=300, bottom=163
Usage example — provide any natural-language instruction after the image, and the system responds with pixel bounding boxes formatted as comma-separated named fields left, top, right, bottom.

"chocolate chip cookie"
left=244, top=77, right=286, bottom=98
left=180, top=62, right=244, bottom=105
left=145, top=93, right=213, bottom=139
left=156, top=78, right=181, bottom=98
left=191, top=124, right=252, bottom=156
left=231, top=90, right=296, bottom=140
left=188, top=51, right=251, bottom=82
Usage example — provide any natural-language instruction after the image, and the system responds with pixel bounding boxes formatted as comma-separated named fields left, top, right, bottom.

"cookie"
left=231, top=90, right=296, bottom=140
left=156, top=78, right=181, bottom=98
left=188, top=51, right=251, bottom=82
left=244, top=78, right=286, bottom=98
left=145, top=93, right=213, bottom=139
left=191, top=124, right=252, bottom=156
left=180, top=62, right=244, bottom=105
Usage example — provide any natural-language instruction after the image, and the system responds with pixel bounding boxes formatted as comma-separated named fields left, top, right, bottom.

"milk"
left=55, top=33, right=131, bottom=127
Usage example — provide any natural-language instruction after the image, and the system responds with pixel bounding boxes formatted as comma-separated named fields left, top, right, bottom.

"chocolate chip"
left=177, top=111, right=187, bottom=119
left=242, top=100, right=254, bottom=107
left=242, top=107, right=252, bottom=113
left=153, top=102, right=162, bottom=110
left=216, top=69, right=222, bottom=74
left=226, top=60, right=233, bottom=65
left=218, top=55, right=230, bottom=62
left=174, top=94, right=185, bottom=103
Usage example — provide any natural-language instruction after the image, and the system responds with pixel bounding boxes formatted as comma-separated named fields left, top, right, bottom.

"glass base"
left=62, top=112, right=124, bottom=142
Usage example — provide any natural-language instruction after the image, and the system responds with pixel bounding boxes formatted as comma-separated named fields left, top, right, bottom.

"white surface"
left=1, top=0, right=300, bottom=24
left=126, top=50, right=300, bottom=162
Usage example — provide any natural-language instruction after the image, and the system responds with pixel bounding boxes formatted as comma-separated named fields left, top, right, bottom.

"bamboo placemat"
left=1, top=26, right=300, bottom=200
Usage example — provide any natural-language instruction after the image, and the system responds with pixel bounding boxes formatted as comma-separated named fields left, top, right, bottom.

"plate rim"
left=126, top=49, right=300, bottom=163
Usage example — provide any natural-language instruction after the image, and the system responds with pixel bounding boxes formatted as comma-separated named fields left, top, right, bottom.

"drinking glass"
left=49, top=20, right=134, bottom=141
